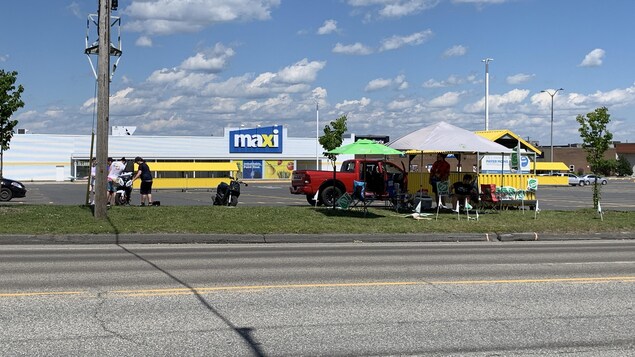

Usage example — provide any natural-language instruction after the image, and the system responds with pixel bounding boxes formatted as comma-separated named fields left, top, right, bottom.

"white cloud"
left=386, top=98, right=415, bottom=111
left=531, top=84, right=635, bottom=110
left=365, top=74, right=409, bottom=91
left=580, top=48, right=605, bottom=67
left=442, top=45, right=467, bottom=58
left=506, top=73, right=534, bottom=85
left=135, top=36, right=153, bottom=47
left=317, top=19, right=338, bottom=35
left=428, top=91, right=462, bottom=107
left=335, top=97, right=371, bottom=111
left=464, top=89, right=530, bottom=113
left=332, top=42, right=374, bottom=55
left=125, top=0, right=281, bottom=36
left=180, top=43, right=235, bottom=72
left=277, top=58, right=327, bottom=83
left=67, top=2, right=82, bottom=19
left=0, top=54, right=8, bottom=62
left=348, top=0, right=441, bottom=18
left=379, top=29, right=433, bottom=51
left=365, top=78, right=392, bottom=91
left=423, top=74, right=476, bottom=88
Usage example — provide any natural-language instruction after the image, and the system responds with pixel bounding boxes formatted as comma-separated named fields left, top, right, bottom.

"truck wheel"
left=321, top=186, right=342, bottom=207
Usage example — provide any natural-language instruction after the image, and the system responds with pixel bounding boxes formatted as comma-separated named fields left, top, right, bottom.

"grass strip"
left=0, top=205, right=632, bottom=235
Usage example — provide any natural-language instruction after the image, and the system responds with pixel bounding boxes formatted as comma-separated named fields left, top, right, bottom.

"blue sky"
left=3, top=0, right=635, bottom=147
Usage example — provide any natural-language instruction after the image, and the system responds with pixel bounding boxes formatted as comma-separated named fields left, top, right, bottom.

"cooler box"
left=413, top=194, right=432, bottom=210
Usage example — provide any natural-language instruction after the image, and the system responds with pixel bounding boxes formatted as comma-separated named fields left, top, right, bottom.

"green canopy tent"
left=328, top=139, right=404, bottom=156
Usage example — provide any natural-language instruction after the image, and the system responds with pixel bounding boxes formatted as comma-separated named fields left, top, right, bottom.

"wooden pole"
left=94, top=0, right=110, bottom=219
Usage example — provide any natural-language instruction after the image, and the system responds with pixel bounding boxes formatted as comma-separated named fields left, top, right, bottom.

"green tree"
left=0, top=70, right=25, bottom=179
left=319, top=114, right=348, bottom=163
left=593, top=158, right=615, bottom=177
left=576, top=106, right=613, bottom=208
left=318, top=114, right=348, bottom=207
left=616, top=155, right=633, bottom=177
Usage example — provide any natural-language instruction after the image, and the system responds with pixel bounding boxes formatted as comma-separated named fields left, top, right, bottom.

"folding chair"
left=478, top=184, right=500, bottom=212
left=351, top=180, right=373, bottom=216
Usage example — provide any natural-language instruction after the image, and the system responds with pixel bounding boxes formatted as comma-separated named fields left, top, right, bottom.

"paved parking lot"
left=4, top=178, right=635, bottom=211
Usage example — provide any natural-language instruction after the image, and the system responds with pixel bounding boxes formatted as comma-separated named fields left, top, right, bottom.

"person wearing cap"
left=132, top=156, right=153, bottom=206
left=429, top=153, right=450, bottom=208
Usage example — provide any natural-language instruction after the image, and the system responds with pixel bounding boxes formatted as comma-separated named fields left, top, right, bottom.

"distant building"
left=5, top=126, right=355, bottom=182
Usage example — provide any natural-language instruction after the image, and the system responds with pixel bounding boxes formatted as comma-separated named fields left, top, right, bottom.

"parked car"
left=554, top=172, right=586, bottom=186
left=1, top=177, right=27, bottom=201
left=581, top=174, right=608, bottom=185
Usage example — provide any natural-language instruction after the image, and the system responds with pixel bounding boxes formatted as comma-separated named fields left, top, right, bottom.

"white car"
left=581, top=174, right=608, bottom=185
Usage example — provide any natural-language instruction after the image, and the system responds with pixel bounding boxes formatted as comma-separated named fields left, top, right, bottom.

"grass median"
left=1, top=205, right=633, bottom=235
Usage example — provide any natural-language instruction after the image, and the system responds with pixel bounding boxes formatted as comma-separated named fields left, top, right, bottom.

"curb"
left=1, top=232, right=634, bottom=245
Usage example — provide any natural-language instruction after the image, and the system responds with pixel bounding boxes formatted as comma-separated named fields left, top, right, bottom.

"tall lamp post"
left=482, top=58, right=493, bottom=131
left=315, top=101, right=320, bottom=170
left=540, top=88, right=564, bottom=163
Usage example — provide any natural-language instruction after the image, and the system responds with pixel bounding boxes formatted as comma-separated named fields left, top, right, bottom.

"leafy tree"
left=319, top=114, right=348, bottom=165
left=0, top=70, right=25, bottom=179
left=593, top=158, right=615, bottom=177
left=616, top=155, right=633, bottom=177
left=318, top=114, right=348, bottom=207
left=576, top=106, right=613, bottom=208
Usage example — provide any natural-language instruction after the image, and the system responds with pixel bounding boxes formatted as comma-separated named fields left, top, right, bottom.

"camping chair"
left=479, top=184, right=500, bottom=212
left=435, top=180, right=450, bottom=220
left=351, top=180, right=373, bottom=216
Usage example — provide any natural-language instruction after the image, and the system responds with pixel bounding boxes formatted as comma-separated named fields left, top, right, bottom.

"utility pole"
left=94, top=0, right=111, bottom=219
left=315, top=101, right=320, bottom=170
left=482, top=58, right=493, bottom=131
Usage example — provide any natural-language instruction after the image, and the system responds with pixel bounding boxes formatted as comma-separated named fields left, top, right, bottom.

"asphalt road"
left=5, top=178, right=635, bottom=210
left=1, top=241, right=633, bottom=356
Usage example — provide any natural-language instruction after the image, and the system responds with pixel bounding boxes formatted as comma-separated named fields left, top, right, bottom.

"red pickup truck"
left=290, top=159, right=408, bottom=206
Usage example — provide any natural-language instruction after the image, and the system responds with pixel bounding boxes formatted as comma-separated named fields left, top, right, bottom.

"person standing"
left=132, top=156, right=153, bottom=206
left=429, top=153, right=450, bottom=208
left=107, top=157, right=125, bottom=206
left=88, top=158, right=97, bottom=205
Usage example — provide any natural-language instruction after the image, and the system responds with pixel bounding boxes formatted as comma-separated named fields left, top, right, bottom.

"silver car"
left=581, top=174, right=608, bottom=185
left=554, top=173, right=586, bottom=186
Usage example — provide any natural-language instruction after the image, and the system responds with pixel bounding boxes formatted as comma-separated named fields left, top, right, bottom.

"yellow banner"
left=264, top=160, right=294, bottom=179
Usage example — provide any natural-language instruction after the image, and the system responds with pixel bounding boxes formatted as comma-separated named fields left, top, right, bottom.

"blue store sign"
left=229, top=126, right=283, bottom=154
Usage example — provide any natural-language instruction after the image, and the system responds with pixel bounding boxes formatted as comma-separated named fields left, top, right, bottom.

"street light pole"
left=540, top=88, right=564, bottom=163
left=315, top=101, right=319, bottom=170
left=482, top=58, right=493, bottom=131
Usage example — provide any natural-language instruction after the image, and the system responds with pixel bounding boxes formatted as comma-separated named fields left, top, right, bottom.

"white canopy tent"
left=388, top=122, right=521, bottom=195
left=388, top=121, right=513, bottom=154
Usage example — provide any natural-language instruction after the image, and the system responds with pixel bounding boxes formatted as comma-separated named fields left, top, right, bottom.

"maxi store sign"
left=229, top=126, right=283, bottom=154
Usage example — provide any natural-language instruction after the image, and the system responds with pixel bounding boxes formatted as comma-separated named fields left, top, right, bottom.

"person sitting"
left=452, top=174, right=476, bottom=210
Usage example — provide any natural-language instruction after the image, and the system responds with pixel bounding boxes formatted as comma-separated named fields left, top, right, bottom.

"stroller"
left=213, top=177, right=247, bottom=206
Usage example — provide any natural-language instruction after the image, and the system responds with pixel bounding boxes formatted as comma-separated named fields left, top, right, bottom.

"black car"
left=1, top=177, right=27, bottom=201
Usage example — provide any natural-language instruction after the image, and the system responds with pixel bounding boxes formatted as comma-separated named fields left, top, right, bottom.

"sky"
left=3, top=0, right=635, bottom=147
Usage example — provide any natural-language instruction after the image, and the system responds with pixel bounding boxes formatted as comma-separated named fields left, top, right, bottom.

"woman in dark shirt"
left=132, top=156, right=153, bottom=206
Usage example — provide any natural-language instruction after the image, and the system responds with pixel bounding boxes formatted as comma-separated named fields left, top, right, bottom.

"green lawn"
left=0, top=205, right=631, bottom=235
